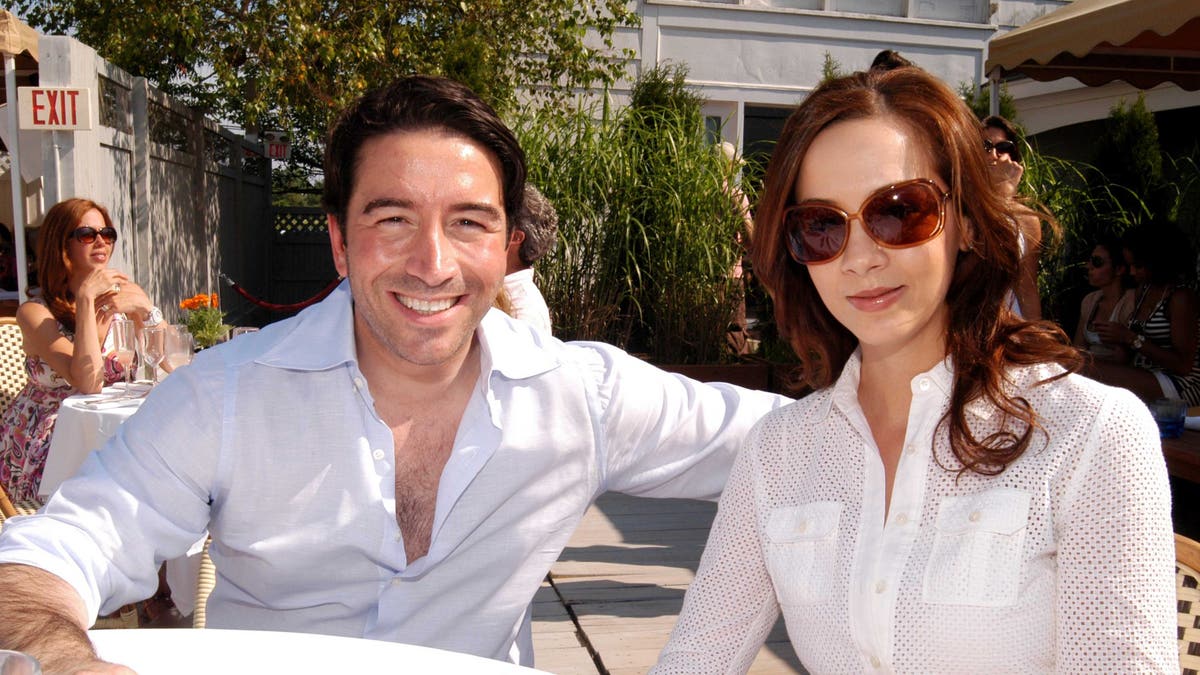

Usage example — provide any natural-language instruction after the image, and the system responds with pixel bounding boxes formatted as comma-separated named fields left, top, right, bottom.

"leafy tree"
left=1093, top=93, right=1168, bottom=220
left=958, top=80, right=1020, bottom=123
left=820, top=52, right=845, bottom=83
left=16, top=0, right=639, bottom=177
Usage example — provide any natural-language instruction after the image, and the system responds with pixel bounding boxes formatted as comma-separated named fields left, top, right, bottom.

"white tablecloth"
left=88, top=629, right=550, bottom=674
left=40, top=385, right=205, bottom=616
left=40, top=385, right=146, bottom=498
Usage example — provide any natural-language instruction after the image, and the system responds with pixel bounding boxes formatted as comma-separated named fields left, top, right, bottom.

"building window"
left=831, top=0, right=904, bottom=17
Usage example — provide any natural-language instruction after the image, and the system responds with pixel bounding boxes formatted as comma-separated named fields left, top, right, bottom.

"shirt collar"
left=255, top=279, right=357, bottom=371
left=819, top=350, right=1002, bottom=422
left=476, top=308, right=560, bottom=381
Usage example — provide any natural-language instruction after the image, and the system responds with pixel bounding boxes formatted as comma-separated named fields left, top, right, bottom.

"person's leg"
left=1083, top=361, right=1168, bottom=401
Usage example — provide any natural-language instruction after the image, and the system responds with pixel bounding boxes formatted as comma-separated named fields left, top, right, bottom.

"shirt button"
left=969, top=511, right=982, bottom=522
left=870, top=655, right=882, bottom=668
left=795, top=520, right=808, bottom=534
left=905, top=443, right=917, bottom=455
left=874, top=580, right=887, bottom=594
left=918, top=378, right=931, bottom=391
left=372, top=449, right=386, bottom=461
left=353, top=377, right=365, bottom=389
left=895, top=513, right=908, bottom=525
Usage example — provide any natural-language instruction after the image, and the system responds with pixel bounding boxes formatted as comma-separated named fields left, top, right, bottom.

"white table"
left=39, top=384, right=205, bottom=616
left=88, top=629, right=550, bottom=674
left=40, top=384, right=148, bottom=498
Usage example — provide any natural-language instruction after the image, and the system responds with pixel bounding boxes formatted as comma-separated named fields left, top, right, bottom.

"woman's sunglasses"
left=783, top=178, right=949, bottom=265
left=70, top=226, right=118, bottom=245
left=984, top=139, right=1016, bottom=157
left=1089, top=255, right=1109, bottom=268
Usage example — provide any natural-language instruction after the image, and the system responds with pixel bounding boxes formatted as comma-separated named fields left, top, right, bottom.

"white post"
left=988, top=69, right=1001, bottom=117
left=4, top=52, right=28, bottom=301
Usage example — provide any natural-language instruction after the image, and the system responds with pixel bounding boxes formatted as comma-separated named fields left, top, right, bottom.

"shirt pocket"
left=762, top=502, right=842, bottom=606
left=921, top=487, right=1031, bottom=607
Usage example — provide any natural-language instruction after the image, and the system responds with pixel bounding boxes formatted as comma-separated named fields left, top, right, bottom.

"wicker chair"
left=0, top=483, right=40, bottom=523
left=1178, top=533, right=1200, bottom=674
left=193, top=538, right=215, bottom=628
left=0, top=316, right=28, bottom=412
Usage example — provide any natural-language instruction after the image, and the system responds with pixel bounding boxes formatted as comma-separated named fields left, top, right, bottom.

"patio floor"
left=531, top=493, right=805, bottom=674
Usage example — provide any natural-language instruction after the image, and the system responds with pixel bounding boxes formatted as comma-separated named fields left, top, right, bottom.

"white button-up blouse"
left=653, top=353, right=1178, bottom=673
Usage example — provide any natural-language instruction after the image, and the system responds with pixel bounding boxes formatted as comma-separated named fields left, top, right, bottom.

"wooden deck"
left=531, top=493, right=805, bottom=674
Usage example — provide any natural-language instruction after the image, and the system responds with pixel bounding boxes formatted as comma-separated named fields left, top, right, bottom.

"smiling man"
left=0, top=76, right=788, bottom=674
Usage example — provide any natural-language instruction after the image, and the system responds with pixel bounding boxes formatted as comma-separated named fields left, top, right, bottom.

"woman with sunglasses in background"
left=1088, top=221, right=1200, bottom=405
left=652, top=67, right=1175, bottom=673
left=1072, top=235, right=1135, bottom=362
left=983, top=114, right=1043, bottom=321
left=0, top=198, right=160, bottom=502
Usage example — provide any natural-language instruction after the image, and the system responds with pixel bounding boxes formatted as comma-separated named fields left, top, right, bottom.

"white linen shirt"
left=0, top=281, right=787, bottom=666
left=502, top=268, right=552, bottom=334
left=653, top=353, right=1178, bottom=674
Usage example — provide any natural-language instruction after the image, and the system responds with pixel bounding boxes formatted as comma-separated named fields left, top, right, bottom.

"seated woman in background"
left=652, top=66, right=1176, bottom=673
left=0, top=198, right=158, bottom=501
left=1072, top=235, right=1134, bottom=362
left=983, top=114, right=1042, bottom=320
left=1088, top=221, right=1200, bottom=404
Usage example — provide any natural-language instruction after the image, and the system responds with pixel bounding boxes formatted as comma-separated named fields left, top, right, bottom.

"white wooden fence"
left=36, top=35, right=271, bottom=325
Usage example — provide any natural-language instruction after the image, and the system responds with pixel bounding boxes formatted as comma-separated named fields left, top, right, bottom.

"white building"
left=611, top=0, right=1200, bottom=156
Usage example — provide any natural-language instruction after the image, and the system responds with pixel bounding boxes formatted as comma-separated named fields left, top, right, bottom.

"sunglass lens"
left=786, top=206, right=846, bottom=264
left=863, top=183, right=942, bottom=247
left=71, top=227, right=97, bottom=244
left=100, top=227, right=118, bottom=243
left=996, top=140, right=1015, bottom=155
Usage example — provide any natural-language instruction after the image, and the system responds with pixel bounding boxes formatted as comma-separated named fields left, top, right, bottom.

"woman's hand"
left=1093, top=320, right=1137, bottom=347
left=989, top=155, right=1024, bottom=199
left=76, top=269, right=129, bottom=317
left=108, top=279, right=153, bottom=321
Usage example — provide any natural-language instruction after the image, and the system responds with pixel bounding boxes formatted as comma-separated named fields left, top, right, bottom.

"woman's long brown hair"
left=36, top=198, right=115, bottom=333
left=753, top=67, right=1082, bottom=476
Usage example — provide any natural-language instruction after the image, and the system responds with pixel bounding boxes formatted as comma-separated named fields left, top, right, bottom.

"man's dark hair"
left=515, top=185, right=559, bottom=267
left=869, top=49, right=913, bottom=72
left=321, top=75, right=527, bottom=230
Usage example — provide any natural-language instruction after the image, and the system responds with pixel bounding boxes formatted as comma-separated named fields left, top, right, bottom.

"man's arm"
left=0, top=564, right=133, bottom=674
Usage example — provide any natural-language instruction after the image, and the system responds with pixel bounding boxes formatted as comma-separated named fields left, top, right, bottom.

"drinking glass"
left=1149, top=398, right=1188, bottom=439
left=140, top=324, right=167, bottom=385
left=231, top=326, right=259, bottom=339
left=111, top=317, right=137, bottom=388
left=164, top=324, right=195, bottom=373
left=0, top=650, right=42, bottom=675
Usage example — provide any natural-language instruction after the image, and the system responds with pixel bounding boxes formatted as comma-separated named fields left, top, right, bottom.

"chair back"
left=1177, top=533, right=1200, bottom=674
left=0, top=316, right=27, bottom=411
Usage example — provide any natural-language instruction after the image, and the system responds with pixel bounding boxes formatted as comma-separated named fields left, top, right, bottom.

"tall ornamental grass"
left=514, top=69, right=747, bottom=364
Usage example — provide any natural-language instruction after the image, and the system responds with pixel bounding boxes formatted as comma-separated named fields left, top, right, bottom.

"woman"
left=983, top=114, right=1043, bottom=320
left=652, top=68, right=1176, bottom=672
left=1089, top=221, right=1200, bottom=404
left=1072, top=236, right=1134, bottom=362
left=0, top=198, right=158, bottom=501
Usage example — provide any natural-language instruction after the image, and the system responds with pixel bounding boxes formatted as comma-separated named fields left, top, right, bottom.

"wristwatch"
left=144, top=306, right=164, bottom=327
left=1131, top=334, right=1146, bottom=351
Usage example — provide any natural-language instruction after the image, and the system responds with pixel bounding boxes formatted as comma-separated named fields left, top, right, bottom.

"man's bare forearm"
left=0, top=563, right=101, bottom=672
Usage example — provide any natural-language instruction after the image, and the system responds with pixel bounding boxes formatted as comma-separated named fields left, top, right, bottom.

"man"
left=502, top=184, right=556, bottom=333
left=0, top=76, right=787, bottom=673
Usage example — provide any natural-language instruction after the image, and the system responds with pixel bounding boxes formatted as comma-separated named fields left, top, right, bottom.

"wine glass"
left=140, top=325, right=167, bottom=385
left=0, top=650, right=42, bottom=675
left=164, top=324, right=195, bottom=373
left=111, top=317, right=137, bottom=389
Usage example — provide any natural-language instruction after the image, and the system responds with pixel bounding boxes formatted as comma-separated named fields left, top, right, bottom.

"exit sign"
left=17, top=87, right=94, bottom=130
